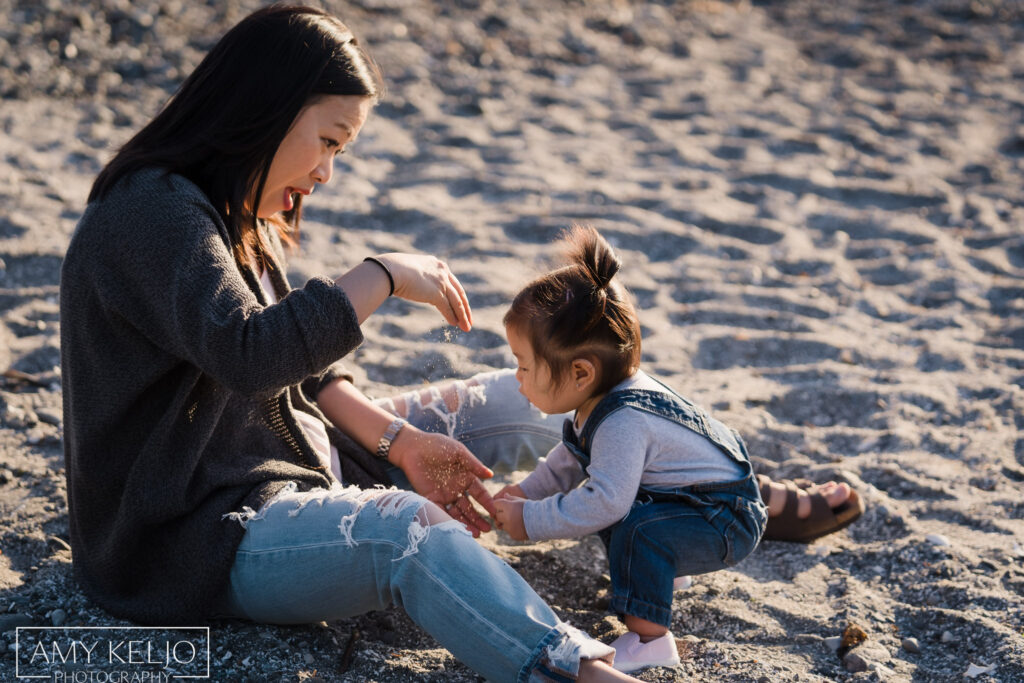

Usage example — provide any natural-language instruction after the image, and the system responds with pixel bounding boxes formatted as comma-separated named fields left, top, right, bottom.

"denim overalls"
left=562, top=381, right=768, bottom=627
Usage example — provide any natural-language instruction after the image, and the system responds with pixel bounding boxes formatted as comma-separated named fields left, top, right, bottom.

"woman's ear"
left=571, top=357, right=598, bottom=392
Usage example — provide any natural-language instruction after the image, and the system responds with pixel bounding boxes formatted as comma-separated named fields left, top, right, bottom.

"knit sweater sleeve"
left=81, top=171, right=362, bottom=397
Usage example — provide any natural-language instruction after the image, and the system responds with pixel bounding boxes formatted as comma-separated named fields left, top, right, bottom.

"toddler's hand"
left=493, top=494, right=528, bottom=542
left=495, top=483, right=525, bottom=501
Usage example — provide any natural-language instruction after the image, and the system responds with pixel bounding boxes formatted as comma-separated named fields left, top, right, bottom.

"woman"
left=60, top=5, right=638, bottom=681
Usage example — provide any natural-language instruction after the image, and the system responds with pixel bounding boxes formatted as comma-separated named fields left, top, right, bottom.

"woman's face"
left=257, top=95, right=372, bottom=218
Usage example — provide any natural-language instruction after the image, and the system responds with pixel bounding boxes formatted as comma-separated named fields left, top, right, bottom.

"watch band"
left=376, top=417, right=407, bottom=459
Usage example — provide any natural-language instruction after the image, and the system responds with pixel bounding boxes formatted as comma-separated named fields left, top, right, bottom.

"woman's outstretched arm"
left=334, top=252, right=472, bottom=331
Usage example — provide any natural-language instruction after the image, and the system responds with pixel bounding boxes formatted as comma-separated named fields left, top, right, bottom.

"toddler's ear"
left=571, top=357, right=598, bottom=391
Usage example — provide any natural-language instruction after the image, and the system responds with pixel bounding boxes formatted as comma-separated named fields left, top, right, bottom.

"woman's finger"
left=436, top=291, right=459, bottom=330
left=436, top=273, right=470, bottom=332
left=447, top=270, right=473, bottom=330
left=465, top=478, right=496, bottom=518
left=448, top=495, right=485, bottom=537
left=455, top=494, right=490, bottom=535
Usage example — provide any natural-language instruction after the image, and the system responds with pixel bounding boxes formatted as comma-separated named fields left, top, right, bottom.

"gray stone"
left=843, top=651, right=870, bottom=673
left=901, top=637, right=921, bottom=654
left=0, top=614, right=37, bottom=633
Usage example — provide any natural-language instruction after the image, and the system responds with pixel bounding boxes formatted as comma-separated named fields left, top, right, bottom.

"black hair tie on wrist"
left=363, top=257, right=395, bottom=296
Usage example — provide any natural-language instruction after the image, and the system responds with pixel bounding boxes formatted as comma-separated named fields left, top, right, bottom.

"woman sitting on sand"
left=60, top=6, right=639, bottom=681
left=59, top=4, right=860, bottom=681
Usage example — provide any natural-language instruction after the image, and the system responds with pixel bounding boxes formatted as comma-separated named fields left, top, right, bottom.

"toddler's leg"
left=221, top=483, right=614, bottom=681
left=602, top=493, right=759, bottom=631
left=601, top=501, right=735, bottom=673
left=602, top=502, right=714, bottom=633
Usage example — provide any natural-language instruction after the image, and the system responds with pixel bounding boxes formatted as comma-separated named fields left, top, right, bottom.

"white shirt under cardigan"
left=519, top=371, right=745, bottom=541
left=259, top=268, right=343, bottom=482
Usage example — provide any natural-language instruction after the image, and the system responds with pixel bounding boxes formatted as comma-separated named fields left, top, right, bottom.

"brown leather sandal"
left=759, top=475, right=865, bottom=543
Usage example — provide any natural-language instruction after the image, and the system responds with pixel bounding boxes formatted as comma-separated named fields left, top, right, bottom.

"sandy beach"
left=1, top=0, right=1023, bottom=680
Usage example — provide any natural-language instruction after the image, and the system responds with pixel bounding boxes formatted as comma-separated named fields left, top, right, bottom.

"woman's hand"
left=493, top=493, right=528, bottom=541
left=375, top=253, right=472, bottom=332
left=390, top=427, right=496, bottom=536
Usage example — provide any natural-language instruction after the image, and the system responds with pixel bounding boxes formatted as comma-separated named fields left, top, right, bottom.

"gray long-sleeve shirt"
left=519, top=372, right=744, bottom=541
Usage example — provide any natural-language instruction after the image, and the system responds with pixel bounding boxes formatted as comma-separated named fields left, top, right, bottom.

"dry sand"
left=1, top=0, right=1023, bottom=681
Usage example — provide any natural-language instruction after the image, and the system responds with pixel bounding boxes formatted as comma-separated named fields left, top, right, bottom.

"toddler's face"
left=506, top=324, right=580, bottom=416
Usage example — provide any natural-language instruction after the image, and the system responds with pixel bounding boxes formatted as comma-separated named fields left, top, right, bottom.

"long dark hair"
left=504, top=225, right=642, bottom=395
left=89, top=3, right=384, bottom=263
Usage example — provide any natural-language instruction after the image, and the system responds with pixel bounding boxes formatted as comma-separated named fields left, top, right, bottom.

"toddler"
left=494, top=225, right=767, bottom=673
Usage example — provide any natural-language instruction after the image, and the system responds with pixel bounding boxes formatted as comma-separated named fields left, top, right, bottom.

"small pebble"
left=3, top=406, right=36, bottom=429
left=50, top=609, right=67, bottom=626
left=825, top=635, right=842, bottom=652
left=926, top=533, right=951, bottom=546
left=840, top=623, right=868, bottom=652
left=941, top=630, right=956, bottom=643
left=901, top=637, right=921, bottom=654
left=0, top=614, right=36, bottom=632
left=965, top=662, right=995, bottom=678
left=843, top=651, right=870, bottom=673
left=676, top=634, right=702, bottom=661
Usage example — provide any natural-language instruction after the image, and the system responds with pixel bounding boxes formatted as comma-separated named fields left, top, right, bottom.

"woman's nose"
left=313, top=155, right=334, bottom=185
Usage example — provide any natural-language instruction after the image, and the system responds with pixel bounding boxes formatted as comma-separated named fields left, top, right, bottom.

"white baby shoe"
left=609, top=631, right=680, bottom=673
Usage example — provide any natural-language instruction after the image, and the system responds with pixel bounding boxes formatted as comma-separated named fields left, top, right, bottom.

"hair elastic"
left=363, top=256, right=395, bottom=296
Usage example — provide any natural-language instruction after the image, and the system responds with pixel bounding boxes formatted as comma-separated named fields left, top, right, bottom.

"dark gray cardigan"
left=60, top=168, right=389, bottom=624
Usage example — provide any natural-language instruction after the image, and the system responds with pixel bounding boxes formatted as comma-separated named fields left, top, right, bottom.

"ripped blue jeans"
left=221, top=370, right=610, bottom=681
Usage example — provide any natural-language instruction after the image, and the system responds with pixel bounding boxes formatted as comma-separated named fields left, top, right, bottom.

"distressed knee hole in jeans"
left=223, top=482, right=469, bottom=562
left=378, top=378, right=487, bottom=440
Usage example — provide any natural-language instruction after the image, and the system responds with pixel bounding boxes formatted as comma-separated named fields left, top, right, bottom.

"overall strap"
left=561, top=387, right=754, bottom=494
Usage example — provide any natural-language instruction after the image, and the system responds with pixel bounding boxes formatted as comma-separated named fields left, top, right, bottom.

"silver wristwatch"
left=376, top=417, right=407, bottom=459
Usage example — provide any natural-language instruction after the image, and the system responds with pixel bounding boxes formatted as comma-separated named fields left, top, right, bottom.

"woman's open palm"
left=393, top=429, right=496, bottom=536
